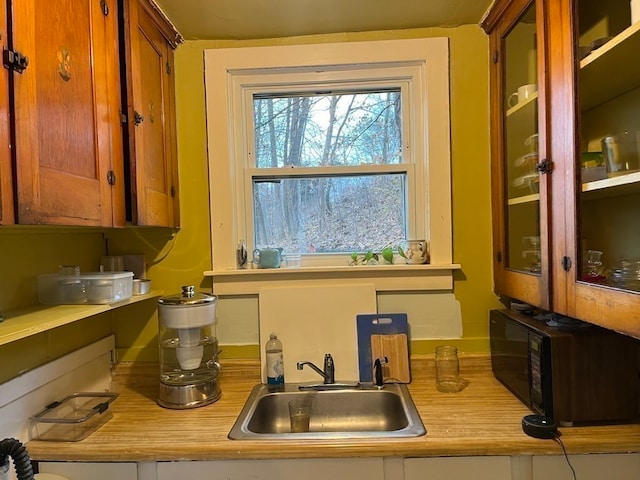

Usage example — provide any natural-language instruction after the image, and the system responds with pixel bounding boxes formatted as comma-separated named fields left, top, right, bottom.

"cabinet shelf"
left=505, top=93, right=538, bottom=117
left=582, top=170, right=640, bottom=198
left=0, top=292, right=162, bottom=347
left=580, top=22, right=640, bottom=111
left=507, top=193, right=540, bottom=206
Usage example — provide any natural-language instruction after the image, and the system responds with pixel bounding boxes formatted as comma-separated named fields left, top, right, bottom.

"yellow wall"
left=0, top=24, right=500, bottom=382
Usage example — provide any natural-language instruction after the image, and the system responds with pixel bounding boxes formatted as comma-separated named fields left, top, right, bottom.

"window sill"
left=204, top=264, right=461, bottom=295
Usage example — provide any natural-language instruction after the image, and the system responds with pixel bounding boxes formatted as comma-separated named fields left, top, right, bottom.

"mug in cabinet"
left=507, top=83, right=537, bottom=108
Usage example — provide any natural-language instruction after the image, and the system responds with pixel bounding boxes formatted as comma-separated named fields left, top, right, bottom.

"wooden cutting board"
left=370, top=333, right=410, bottom=383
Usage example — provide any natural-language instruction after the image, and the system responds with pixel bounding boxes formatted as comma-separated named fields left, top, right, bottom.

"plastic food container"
left=30, top=392, right=118, bottom=441
left=601, top=132, right=640, bottom=175
left=38, top=271, right=133, bottom=305
left=132, top=278, right=151, bottom=295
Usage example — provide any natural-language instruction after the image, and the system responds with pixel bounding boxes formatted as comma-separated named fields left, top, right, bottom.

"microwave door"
left=490, top=313, right=531, bottom=406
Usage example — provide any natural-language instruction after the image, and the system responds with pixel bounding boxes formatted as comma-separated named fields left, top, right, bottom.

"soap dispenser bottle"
left=265, top=333, right=284, bottom=389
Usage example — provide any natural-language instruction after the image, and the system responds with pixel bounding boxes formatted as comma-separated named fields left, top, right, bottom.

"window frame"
left=237, top=73, right=420, bottom=265
left=204, top=38, right=454, bottom=284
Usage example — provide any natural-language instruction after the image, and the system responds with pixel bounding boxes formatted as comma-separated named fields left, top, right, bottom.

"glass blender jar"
left=157, top=285, right=221, bottom=409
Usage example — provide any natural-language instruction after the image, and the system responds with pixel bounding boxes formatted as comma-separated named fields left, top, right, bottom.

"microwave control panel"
left=528, top=332, right=544, bottom=412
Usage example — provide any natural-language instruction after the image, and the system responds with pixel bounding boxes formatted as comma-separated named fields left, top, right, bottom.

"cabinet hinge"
left=536, top=158, right=553, bottom=174
left=107, top=170, right=116, bottom=186
left=492, top=50, right=499, bottom=64
left=120, top=113, right=127, bottom=124
left=496, top=251, right=502, bottom=263
left=562, top=256, right=572, bottom=272
left=100, top=0, right=109, bottom=16
left=3, top=49, right=29, bottom=74
left=170, top=185, right=176, bottom=198
left=166, top=61, right=172, bottom=75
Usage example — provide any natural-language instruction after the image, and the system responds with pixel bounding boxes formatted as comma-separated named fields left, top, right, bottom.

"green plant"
left=349, top=244, right=401, bottom=265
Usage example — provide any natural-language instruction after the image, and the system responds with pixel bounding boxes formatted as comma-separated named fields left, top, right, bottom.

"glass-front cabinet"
left=570, top=0, right=640, bottom=335
left=484, top=0, right=551, bottom=310
left=484, top=0, right=640, bottom=338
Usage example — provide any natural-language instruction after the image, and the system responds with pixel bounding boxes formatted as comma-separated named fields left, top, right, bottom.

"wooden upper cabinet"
left=120, top=0, right=182, bottom=227
left=0, top=1, right=14, bottom=225
left=484, top=0, right=640, bottom=338
left=9, top=0, right=125, bottom=226
left=481, top=0, right=551, bottom=310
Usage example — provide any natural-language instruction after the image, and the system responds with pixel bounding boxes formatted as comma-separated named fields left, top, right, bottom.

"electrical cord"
left=553, top=435, right=577, bottom=480
left=521, top=414, right=577, bottom=480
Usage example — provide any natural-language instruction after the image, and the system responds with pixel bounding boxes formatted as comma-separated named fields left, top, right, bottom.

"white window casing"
left=203, top=38, right=458, bottom=294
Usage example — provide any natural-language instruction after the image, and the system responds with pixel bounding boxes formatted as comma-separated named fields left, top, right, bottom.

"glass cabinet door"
left=492, top=0, right=550, bottom=309
left=503, top=2, right=541, bottom=276
left=576, top=1, right=640, bottom=295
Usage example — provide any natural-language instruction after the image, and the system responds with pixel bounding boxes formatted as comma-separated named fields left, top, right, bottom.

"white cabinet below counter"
left=37, top=462, right=137, bottom=480
left=532, top=454, right=640, bottom=480
left=157, top=458, right=384, bottom=480
left=35, top=454, right=640, bottom=480
left=404, top=457, right=512, bottom=480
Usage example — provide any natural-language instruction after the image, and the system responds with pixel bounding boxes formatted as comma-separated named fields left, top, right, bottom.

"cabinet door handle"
left=536, top=158, right=553, bottom=174
left=134, top=111, right=144, bottom=126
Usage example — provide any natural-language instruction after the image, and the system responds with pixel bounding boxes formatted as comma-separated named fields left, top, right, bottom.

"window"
left=251, top=88, right=407, bottom=255
left=205, top=39, right=452, bottom=270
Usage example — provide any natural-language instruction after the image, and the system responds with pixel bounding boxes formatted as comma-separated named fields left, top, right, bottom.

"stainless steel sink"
left=228, top=383, right=426, bottom=440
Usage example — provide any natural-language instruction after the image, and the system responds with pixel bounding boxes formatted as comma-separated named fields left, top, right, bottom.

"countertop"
left=26, top=356, right=640, bottom=462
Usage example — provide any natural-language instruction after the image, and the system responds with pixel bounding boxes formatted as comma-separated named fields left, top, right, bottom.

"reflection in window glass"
left=253, top=174, right=407, bottom=254
left=253, top=89, right=402, bottom=168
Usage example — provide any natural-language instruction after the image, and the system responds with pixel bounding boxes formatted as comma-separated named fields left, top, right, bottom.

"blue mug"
left=252, top=248, right=283, bottom=268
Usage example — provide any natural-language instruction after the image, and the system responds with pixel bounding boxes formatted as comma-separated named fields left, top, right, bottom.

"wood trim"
left=481, top=0, right=513, bottom=33
left=0, top=0, right=14, bottom=224
left=138, top=0, right=184, bottom=48
left=546, top=0, right=577, bottom=316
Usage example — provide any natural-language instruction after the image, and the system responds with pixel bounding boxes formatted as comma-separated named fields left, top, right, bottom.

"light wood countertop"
left=26, top=356, right=640, bottom=462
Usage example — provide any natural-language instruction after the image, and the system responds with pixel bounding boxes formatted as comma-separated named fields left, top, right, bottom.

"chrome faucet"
left=297, top=353, right=335, bottom=384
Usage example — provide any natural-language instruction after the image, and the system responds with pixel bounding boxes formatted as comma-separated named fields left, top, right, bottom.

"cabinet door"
left=157, top=459, right=384, bottom=480
left=0, top=0, right=14, bottom=225
left=558, top=0, right=640, bottom=337
left=533, top=453, right=640, bottom=480
left=484, top=0, right=551, bottom=309
left=404, top=457, right=513, bottom=480
left=38, top=461, right=138, bottom=480
left=121, top=0, right=180, bottom=227
left=9, top=0, right=125, bottom=226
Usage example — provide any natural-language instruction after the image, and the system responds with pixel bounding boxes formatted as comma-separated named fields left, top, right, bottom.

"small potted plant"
left=349, top=244, right=397, bottom=265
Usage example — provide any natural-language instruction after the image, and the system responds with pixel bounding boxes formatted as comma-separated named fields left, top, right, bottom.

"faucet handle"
left=373, top=356, right=388, bottom=387
left=323, top=353, right=335, bottom=384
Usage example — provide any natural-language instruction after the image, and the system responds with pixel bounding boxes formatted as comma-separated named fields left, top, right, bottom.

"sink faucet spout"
left=296, top=353, right=335, bottom=384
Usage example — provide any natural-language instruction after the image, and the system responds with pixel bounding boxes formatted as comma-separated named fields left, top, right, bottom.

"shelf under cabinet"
left=580, top=22, right=640, bottom=111
left=0, top=292, right=162, bottom=347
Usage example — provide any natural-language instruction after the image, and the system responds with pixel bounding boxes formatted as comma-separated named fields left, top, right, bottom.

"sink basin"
left=228, top=383, right=426, bottom=440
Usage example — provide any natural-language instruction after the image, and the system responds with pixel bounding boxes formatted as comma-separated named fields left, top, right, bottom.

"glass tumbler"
left=435, top=345, right=461, bottom=393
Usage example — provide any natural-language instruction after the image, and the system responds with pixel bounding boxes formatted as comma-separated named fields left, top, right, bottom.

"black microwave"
left=489, top=309, right=639, bottom=425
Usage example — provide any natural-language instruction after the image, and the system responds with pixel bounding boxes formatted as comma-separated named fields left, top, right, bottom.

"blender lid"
left=158, top=285, right=217, bottom=305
